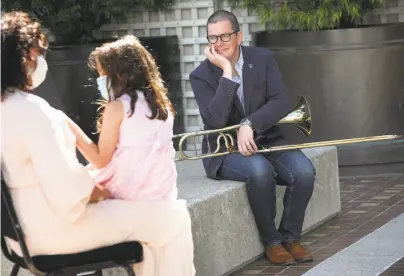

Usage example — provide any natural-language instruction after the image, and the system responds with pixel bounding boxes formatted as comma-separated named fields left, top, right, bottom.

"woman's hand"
left=89, top=184, right=112, bottom=203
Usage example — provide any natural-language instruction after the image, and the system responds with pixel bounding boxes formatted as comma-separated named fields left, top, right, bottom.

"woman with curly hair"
left=67, top=35, right=178, bottom=202
left=1, top=11, right=195, bottom=276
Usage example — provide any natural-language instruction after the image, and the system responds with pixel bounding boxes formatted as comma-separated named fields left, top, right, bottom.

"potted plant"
left=226, top=0, right=404, bottom=168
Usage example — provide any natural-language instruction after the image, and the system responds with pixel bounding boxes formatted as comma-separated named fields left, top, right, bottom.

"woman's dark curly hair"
left=1, top=11, right=48, bottom=98
left=88, top=35, right=175, bottom=132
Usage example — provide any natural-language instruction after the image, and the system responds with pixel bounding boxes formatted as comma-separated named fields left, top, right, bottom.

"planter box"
left=253, top=23, right=404, bottom=167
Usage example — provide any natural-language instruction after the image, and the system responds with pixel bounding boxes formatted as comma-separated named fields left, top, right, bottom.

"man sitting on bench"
left=189, top=10, right=316, bottom=266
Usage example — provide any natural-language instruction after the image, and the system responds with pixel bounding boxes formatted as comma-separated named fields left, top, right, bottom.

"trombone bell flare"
left=277, top=95, right=312, bottom=137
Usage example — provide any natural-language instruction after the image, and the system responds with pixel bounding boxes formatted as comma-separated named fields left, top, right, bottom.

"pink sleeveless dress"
left=88, top=92, right=178, bottom=201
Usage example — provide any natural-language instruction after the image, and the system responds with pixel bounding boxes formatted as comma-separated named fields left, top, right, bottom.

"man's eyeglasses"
left=206, top=31, right=239, bottom=44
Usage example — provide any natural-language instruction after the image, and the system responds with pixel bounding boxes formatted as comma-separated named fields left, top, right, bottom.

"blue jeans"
left=218, top=149, right=316, bottom=247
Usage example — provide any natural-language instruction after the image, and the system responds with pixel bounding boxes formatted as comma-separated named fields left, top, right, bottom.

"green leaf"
left=225, top=0, right=386, bottom=31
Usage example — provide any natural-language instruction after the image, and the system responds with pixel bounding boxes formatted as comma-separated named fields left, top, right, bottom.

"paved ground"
left=231, top=173, right=404, bottom=276
left=3, top=174, right=403, bottom=276
left=381, top=257, right=404, bottom=275
left=302, top=213, right=404, bottom=276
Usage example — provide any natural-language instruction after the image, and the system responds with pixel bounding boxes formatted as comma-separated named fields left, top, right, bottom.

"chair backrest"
left=1, top=173, right=45, bottom=274
left=1, top=178, right=19, bottom=240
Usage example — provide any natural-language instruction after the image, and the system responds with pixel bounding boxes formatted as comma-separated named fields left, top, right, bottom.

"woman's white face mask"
left=28, top=55, right=48, bottom=89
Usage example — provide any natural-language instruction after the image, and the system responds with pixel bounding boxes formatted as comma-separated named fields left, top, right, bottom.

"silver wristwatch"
left=240, top=118, right=253, bottom=129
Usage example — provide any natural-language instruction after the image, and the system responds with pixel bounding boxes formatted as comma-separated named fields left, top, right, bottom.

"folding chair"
left=1, top=177, right=143, bottom=276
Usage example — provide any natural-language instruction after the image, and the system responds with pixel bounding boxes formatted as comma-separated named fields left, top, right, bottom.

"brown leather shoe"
left=283, top=241, right=314, bottom=263
left=265, top=245, right=296, bottom=266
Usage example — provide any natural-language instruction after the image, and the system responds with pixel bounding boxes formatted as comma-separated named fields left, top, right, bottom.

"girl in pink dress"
left=68, top=35, right=178, bottom=202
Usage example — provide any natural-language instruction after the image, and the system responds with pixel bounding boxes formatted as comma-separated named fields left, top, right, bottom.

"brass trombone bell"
left=173, top=96, right=402, bottom=161
left=276, top=95, right=312, bottom=137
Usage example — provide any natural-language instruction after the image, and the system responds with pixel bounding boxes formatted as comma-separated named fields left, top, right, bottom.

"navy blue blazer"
left=189, top=45, right=292, bottom=179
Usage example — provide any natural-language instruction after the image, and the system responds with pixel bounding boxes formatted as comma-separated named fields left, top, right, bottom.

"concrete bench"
left=1, top=146, right=341, bottom=276
left=177, top=146, right=341, bottom=276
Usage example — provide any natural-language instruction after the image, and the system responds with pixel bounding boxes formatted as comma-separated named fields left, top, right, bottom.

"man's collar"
left=235, top=45, right=244, bottom=68
left=238, top=46, right=244, bottom=64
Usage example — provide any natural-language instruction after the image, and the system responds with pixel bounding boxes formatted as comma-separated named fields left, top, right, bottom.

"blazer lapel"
left=209, top=61, right=245, bottom=116
left=241, top=46, right=258, bottom=116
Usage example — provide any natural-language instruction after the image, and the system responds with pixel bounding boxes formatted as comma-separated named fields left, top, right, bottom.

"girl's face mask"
left=96, top=75, right=114, bottom=100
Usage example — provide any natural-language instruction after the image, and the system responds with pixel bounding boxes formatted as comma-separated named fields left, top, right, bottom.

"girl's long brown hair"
left=88, top=35, right=175, bottom=132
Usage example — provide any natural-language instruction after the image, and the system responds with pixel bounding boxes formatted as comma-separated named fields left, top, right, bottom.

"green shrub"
left=226, top=0, right=385, bottom=31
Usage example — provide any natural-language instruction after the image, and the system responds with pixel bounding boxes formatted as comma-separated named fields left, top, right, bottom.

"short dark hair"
left=1, top=11, right=48, bottom=97
left=207, top=10, right=240, bottom=32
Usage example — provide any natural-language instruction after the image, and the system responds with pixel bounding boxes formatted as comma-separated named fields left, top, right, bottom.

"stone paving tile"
left=381, top=257, right=404, bottom=276
left=231, top=174, right=404, bottom=276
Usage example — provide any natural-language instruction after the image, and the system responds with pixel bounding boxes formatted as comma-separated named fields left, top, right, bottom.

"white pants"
left=9, top=199, right=196, bottom=276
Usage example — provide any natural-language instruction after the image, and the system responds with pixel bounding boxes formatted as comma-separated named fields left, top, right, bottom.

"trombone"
left=173, top=96, right=402, bottom=162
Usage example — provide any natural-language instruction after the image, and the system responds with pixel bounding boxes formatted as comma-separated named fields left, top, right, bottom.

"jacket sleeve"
left=22, top=103, right=95, bottom=222
left=190, top=73, right=239, bottom=129
left=247, top=52, right=292, bottom=135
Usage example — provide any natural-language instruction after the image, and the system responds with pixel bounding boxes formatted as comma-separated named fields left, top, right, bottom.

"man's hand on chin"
left=237, top=125, right=258, bottom=156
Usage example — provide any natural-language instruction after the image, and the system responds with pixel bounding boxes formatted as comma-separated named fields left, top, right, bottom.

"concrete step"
left=176, top=146, right=341, bottom=276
